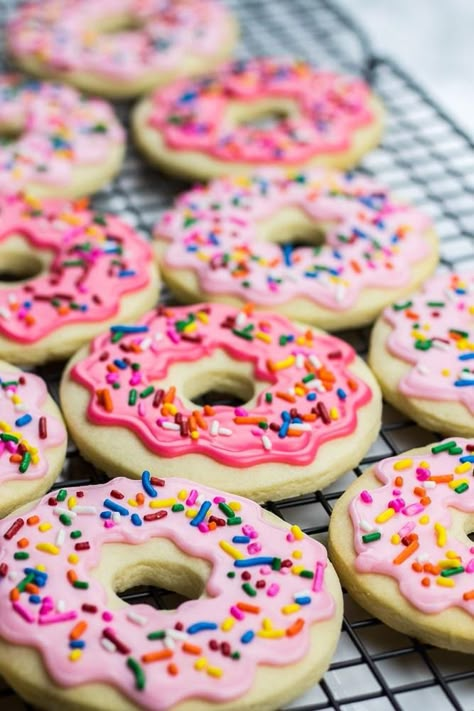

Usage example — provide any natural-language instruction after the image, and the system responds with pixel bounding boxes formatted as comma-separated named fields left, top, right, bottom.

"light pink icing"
left=0, top=369, right=65, bottom=484
left=156, top=169, right=433, bottom=310
left=148, top=58, right=377, bottom=164
left=0, top=475, right=336, bottom=708
left=8, top=0, right=231, bottom=82
left=348, top=438, right=474, bottom=615
left=70, top=303, right=372, bottom=467
left=0, top=75, right=123, bottom=192
left=383, top=272, right=474, bottom=413
left=0, top=193, right=153, bottom=344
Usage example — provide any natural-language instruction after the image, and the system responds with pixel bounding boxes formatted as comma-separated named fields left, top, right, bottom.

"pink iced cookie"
left=0, top=75, right=124, bottom=197
left=154, top=169, right=438, bottom=330
left=0, top=474, right=342, bottom=711
left=329, top=438, right=474, bottom=652
left=133, top=58, right=385, bottom=179
left=369, top=272, right=474, bottom=436
left=8, top=0, right=238, bottom=98
left=0, top=193, right=160, bottom=364
left=60, top=302, right=381, bottom=502
left=0, top=360, right=66, bottom=517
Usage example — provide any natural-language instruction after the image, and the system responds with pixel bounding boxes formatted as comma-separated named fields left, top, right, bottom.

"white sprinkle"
left=73, top=506, right=97, bottom=515
left=416, top=364, right=430, bottom=375
left=295, top=354, right=304, bottom=369
left=112, top=512, right=121, bottom=523
left=218, top=427, right=232, bottom=436
left=55, top=529, right=65, bottom=547
left=359, top=519, right=375, bottom=532
left=432, top=340, right=449, bottom=351
left=53, top=507, right=77, bottom=519
left=416, top=553, right=429, bottom=564
left=7, top=293, right=17, bottom=305
left=101, top=638, right=117, bottom=653
left=287, top=387, right=295, bottom=396
left=8, top=571, right=18, bottom=582
left=195, top=494, right=206, bottom=506
left=167, top=629, right=188, bottom=641
left=126, top=610, right=148, bottom=626
left=235, top=311, right=247, bottom=328
left=308, top=354, right=322, bottom=369
left=163, top=636, right=175, bottom=649
left=294, top=589, right=312, bottom=599
left=314, top=379, right=326, bottom=393
left=424, top=480, right=436, bottom=489
left=161, top=421, right=180, bottom=431
left=139, top=337, right=152, bottom=351
left=210, top=420, right=219, bottom=436
left=262, top=435, right=272, bottom=451
left=287, top=423, right=311, bottom=432
left=335, top=284, right=346, bottom=303
left=56, top=600, right=66, bottom=613
left=0, top=307, right=11, bottom=320
left=154, top=332, right=164, bottom=342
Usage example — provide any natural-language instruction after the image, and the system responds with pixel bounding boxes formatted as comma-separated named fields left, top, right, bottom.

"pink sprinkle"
left=213, top=496, right=225, bottom=504
left=259, top=566, right=271, bottom=575
left=360, top=490, right=373, bottom=504
left=470, top=547, right=474, bottom=555
left=280, top=568, right=290, bottom=575
left=104, top=520, right=114, bottom=529
left=267, top=583, right=279, bottom=597
left=102, top=611, right=113, bottom=622
left=39, top=611, right=77, bottom=625
left=166, top=329, right=180, bottom=344
left=138, top=402, right=146, bottom=417
left=402, top=503, right=424, bottom=516
left=187, top=489, right=198, bottom=506
left=392, top=489, right=402, bottom=496
left=39, top=597, right=54, bottom=616
left=234, top=407, right=248, bottom=417
left=398, top=522, right=415, bottom=537
left=247, top=542, right=262, bottom=554
left=130, top=374, right=141, bottom=386
left=230, top=605, right=244, bottom=620
left=106, top=373, right=118, bottom=384
left=466, top=559, right=474, bottom=573
left=416, top=467, right=430, bottom=481
left=312, top=561, right=325, bottom=592
left=242, top=524, right=258, bottom=539
left=13, top=601, right=35, bottom=623
left=389, top=498, right=405, bottom=513
left=286, top=533, right=295, bottom=542
left=198, top=522, right=209, bottom=533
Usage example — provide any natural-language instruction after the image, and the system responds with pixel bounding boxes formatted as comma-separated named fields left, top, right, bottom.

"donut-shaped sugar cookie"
left=154, top=169, right=438, bottom=330
left=0, top=360, right=66, bottom=517
left=133, top=58, right=384, bottom=179
left=8, top=0, right=238, bottom=99
left=61, top=303, right=381, bottom=502
left=0, top=75, right=124, bottom=197
left=0, top=193, right=160, bottom=364
left=0, top=474, right=342, bottom=711
left=329, top=439, right=474, bottom=652
left=369, top=272, right=474, bottom=436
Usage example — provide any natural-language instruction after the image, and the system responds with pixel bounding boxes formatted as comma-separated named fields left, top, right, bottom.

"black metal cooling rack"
left=0, top=0, right=473, bottom=709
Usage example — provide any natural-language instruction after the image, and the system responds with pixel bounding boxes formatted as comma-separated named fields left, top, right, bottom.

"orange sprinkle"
left=347, top=378, right=358, bottom=392
left=463, top=590, right=474, bottom=601
left=405, top=310, right=419, bottom=320
left=193, top=410, right=208, bottom=429
left=393, top=540, right=419, bottom=565
left=420, top=496, right=431, bottom=506
left=421, top=577, right=431, bottom=587
left=106, top=364, right=119, bottom=373
left=25, top=314, right=36, bottom=326
left=429, top=475, right=453, bottom=483
left=27, top=516, right=40, bottom=526
left=142, top=649, right=173, bottom=663
left=72, top=197, right=89, bottom=211
left=276, top=392, right=296, bottom=403
left=58, top=305, right=69, bottom=316
left=167, top=663, right=179, bottom=676
left=394, top=476, right=404, bottom=488
left=302, top=413, right=317, bottom=422
left=102, top=389, right=113, bottom=413
left=67, top=570, right=78, bottom=584
left=350, top=260, right=362, bottom=273
left=414, top=487, right=425, bottom=497
left=234, top=416, right=266, bottom=425
left=412, top=562, right=423, bottom=573
left=17, top=538, right=29, bottom=549
left=208, top=521, right=217, bottom=531
left=203, top=405, right=215, bottom=416
left=25, top=583, right=39, bottom=595
left=70, top=620, right=88, bottom=640
left=243, top=302, right=255, bottom=315
left=286, top=428, right=304, bottom=437
left=286, top=618, right=305, bottom=637
left=136, top=493, right=145, bottom=506
left=189, top=415, right=198, bottom=432
left=164, top=386, right=176, bottom=404
left=10, top=588, right=20, bottom=602
left=9, top=454, right=22, bottom=463
left=236, top=602, right=260, bottom=614
left=182, top=643, right=202, bottom=655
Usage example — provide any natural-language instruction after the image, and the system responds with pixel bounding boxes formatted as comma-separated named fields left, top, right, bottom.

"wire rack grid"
left=0, top=0, right=473, bottom=710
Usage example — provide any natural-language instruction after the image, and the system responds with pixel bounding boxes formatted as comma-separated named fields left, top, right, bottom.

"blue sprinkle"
left=131, top=514, right=142, bottom=527
left=118, top=270, right=136, bottom=278
left=190, top=501, right=211, bottom=527
left=141, top=470, right=157, bottom=498
left=459, top=353, right=474, bottom=361
left=337, top=388, right=347, bottom=400
left=304, top=271, right=317, bottom=278
left=186, top=244, right=198, bottom=252
left=113, top=359, right=127, bottom=370
left=15, top=414, right=32, bottom=427
left=241, top=630, right=255, bottom=644
left=454, top=380, right=474, bottom=387
left=110, top=325, right=149, bottom=334
left=278, top=420, right=289, bottom=438
left=286, top=335, right=295, bottom=342
left=232, top=536, right=251, bottom=544
left=292, top=417, right=303, bottom=424
left=306, top=392, right=317, bottom=401
left=29, top=594, right=41, bottom=604
left=103, top=499, right=129, bottom=516
left=281, top=245, right=293, bottom=267
left=294, top=596, right=312, bottom=605
left=460, top=455, right=474, bottom=463
left=187, top=621, right=218, bottom=634
left=69, top=640, right=86, bottom=649
left=24, top=568, right=47, bottom=586
left=234, top=557, right=275, bottom=568
left=281, top=411, right=290, bottom=422
left=100, top=511, right=112, bottom=519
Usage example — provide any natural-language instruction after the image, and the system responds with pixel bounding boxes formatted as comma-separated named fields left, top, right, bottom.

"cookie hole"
left=257, top=205, right=328, bottom=258
left=0, top=123, right=23, bottom=146
left=227, top=97, right=299, bottom=131
left=185, top=371, right=255, bottom=409
left=0, top=252, right=44, bottom=283
left=115, top=565, right=205, bottom=612
left=96, top=14, right=144, bottom=35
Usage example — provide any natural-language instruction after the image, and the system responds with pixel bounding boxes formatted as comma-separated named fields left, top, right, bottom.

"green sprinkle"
left=265, top=393, right=273, bottom=404
left=131, top=363, right=140, bottom=371
left=218, top=502, right=235, bottom=518
left=271, top=558, right=281, bottom=571
left=440, top=566, right=464, bottom=577
left=127, top=657, right=146, bottom=691
left=227, top=517, right=242, bottom=526
left=73, top=580, right=89, bottom=590
left=93, top=214, right=107, bottom=225
left=140, top=386, right=154, bottom=399
left=129, top=389, right=137, bottom=406
left=455, top=483, right=469, bottom=494
left=362, top=532, right=382, bottom=543
left=449, top=329, right=469, bottom=338
left=59, top=514, right=72, bottom=526
left=147, top=630, right=165, bottom=640
left=231, top=651, right=241, bottom=660
left=227, top=571, right=236, bottom=578
left=14, top=552, right=29, bottom=560
left=0, top=433, right=18, bottom=442
left=242, top=583, right=257, bottom=597
left=279, top=336, right=287, bottom=346
left=299, top=570, right=314, bottom=579
left=17, top=573, right=35, bottom=592
left=393, top=300, right=413, bottom=311
left=431, top=441, right=458, bottom=454
left=415, top=339, right=432, bottom=351
left=232, top=329, right=253, bottom=341
left=427, top=301, right=445, bottom=307
left=56, top=489, right=67, bottom=502
left=111, top=332, right=123, bottom=343
left=171, top=504, right=185, bottom=512
left=70, top=530, right=82, bottom=539
left=112, top=382, right=120, bottom=390
left=302, top=373, right=315, bottom=383
left=19, top=452, right=31, bottom=473
left=62, top=259, right=85, bottom=267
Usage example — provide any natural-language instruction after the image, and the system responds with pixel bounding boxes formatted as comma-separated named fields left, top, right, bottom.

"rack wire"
left=0, top=0, right=473, bottom=709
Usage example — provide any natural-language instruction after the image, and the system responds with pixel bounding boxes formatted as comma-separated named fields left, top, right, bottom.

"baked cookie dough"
left=0, top=474, right=343, bottom=711
left=133, top=58, right=384, bottom=180
left=0, top=74, right=124, bottom=197
left=0, top=360, right=66, bottom=517
left=8, top=0, right=238, bottom=99
left=154, top=169, right=438, bottom=330
left=60, top=302, right=382, bottom=502
left=329, top=439, right=474, bottom=652
left=0, top=193, right=160, bottom=365
left=369, top=272, right=474, bottom=436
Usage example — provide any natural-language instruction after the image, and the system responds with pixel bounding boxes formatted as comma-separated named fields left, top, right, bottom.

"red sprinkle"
left=4, top=518, right=24, bottom=541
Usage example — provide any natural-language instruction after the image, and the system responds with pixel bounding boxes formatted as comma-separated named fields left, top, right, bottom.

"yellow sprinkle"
left=207, top=666, right=223, bottom=678
left=292, top=550, right=302, bottom=559
left=291, top=565, right=304, bottom=575
left=329, top=407, right=339, bottom=420
left=183, top=322, right=197, bottom=334
left=196, top=311, right=209, bottom=323
left=68, top=554, right=79, bottom=565
left=197, top=252, right=210, bottom=262
left=448, top=478, right=468, bottom=490
left=255, top=331, right=271, bottom=343
left=434, top=522, right=447, bottom=547
left=455, top=462, right=471, bottom=474
left=419, top=515, right=430, bottom=525
left=178, top=490, right=187, bottom=500
left=258, top=629, right=285, bottom=639
left=447, top=550, right=460, bottom=559
left=295, top=335, right=306, bottom=346
left=11, top=395, right=21, bottom=405
left=36, top=543, right=59, bottom=555
left=393, top=458, right=413, bottom=471
left=128, top=499, right=138, bottom=507
left=149, top=498, right=177, bottom=508
left=221, top=617, right=235, bottom=632
left=190, top=431, right=199, bottom=440
left=441, top=368, right=450, bottom=377
left=186, top=508, right=198, bottom=518
left=31, top=454, right=39, bottom=464
left=270, top=355, right=295, bottom=371
left=291, top=525, right=304, bottom=541
left=194, top=657, right=208, bottom=671
left=420, top=461, right=429, bottom=469
left=391, top=534, right=401, bottom=545
left=36, top=564, right=46, bottom=572
left=162, top=403, right=177, bottom=416
left=0, top=421, right=11, bottom=431
left=39, top=523, right=52, bottom=533
left=469, top=305, right=474, bottom=315
left=262, top=618, right=273, bottom=630
left=219, top=540, right=244, bottom=560
left=69, top=649, right=82, bottom=662
left=438, top=558, right=461, bottom=569
left=375, top=507, right=395, bottom=524
left=436, top=576, right=455, bottom=588
left=295, top=387, right=305, bottom=396
left=229, top=501, right=241, bottom=512
left=282, top=604, right=300, bottom=614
